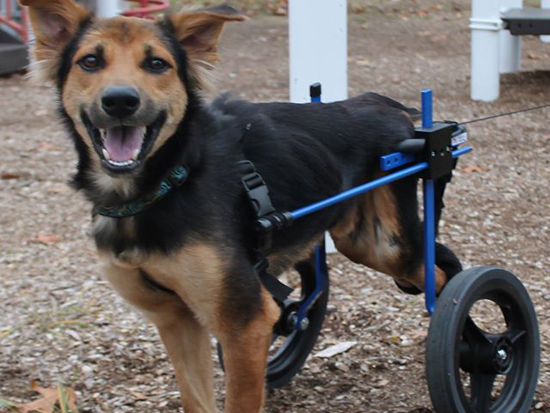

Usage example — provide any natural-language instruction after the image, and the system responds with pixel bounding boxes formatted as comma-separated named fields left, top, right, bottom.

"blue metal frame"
left=421, top=90, right=436, bottom=314
left=290, top=88, right=469, bottom=328
left=294, top=242, right=328, bottom=331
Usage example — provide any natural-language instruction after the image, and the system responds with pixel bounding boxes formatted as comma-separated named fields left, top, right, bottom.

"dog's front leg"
left=155, top=311, right=216, bottom=413
left=102, top=264, right=216, bottom=413
left=216, top=288, right=280, bottom=413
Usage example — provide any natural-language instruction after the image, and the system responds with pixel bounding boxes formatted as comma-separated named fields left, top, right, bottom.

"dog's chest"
left=94, top=215, right=136, bottom=242
left=101, top=240, right=227, bottom=327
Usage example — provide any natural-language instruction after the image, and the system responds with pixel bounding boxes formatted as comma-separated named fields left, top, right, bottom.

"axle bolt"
left=289, top=313, right=310, bottom=331
left=497, top=349, right=508, bottom=362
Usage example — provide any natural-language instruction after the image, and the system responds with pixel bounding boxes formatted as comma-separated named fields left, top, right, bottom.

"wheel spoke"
left=470, top=373, right=496, bottom=412
left=504, top=329, right=526, bottom=344
left=464, top=316, right=492, bottom=346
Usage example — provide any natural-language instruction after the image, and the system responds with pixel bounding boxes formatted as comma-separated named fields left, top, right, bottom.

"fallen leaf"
left=1, top=172, right=22, bottom=180
left=314, top=341, right=357, bottom=358
left=462, top=165, right=488, bottom=174
left=29, top=234, right=62, bottom=245
left=17, top=382, right=57, bottom=413
left=16, top=381, right=77, bottom=413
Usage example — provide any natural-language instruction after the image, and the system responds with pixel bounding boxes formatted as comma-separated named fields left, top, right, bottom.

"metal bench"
left=502, top=8, right=550, bottom=35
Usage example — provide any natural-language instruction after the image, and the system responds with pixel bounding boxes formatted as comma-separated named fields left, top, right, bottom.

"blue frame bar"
left=422, top=89, right=436, bottom=314
left=380, top=151, right=417, bottom=171
left=423, top=179, right=436, bottom=314
left=290, top=161, right=428, bottom=220
left=294, top=243, right=328, bottom=331
left=290, top=146, right=471, bottom=220
left=421, top=89, right=433, bottom=129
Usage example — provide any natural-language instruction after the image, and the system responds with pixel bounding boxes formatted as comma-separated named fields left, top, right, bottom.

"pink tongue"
left=104, top=126, right=144, bottom=162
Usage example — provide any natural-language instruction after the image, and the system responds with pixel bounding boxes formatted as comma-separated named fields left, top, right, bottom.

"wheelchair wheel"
left=426, top=266, right=540, bottom=413
left=218, top=253, right=329, bottom=389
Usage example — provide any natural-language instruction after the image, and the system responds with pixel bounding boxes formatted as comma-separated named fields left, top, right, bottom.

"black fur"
left=58, top=16, right=461, bottom=322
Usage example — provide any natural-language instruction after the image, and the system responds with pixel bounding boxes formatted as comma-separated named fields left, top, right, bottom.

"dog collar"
left=94, top=164, right=189, bottom=218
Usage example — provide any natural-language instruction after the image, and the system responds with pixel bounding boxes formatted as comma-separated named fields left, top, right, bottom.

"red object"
left=0, top=3, right=28, bottom=43
left=122, top=0, right=170, bottom=19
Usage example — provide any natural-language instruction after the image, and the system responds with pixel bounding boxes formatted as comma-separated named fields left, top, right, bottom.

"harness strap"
left=238, top=160, right=294, bottom=303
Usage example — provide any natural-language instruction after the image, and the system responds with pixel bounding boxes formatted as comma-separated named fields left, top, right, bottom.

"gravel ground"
left=1, top=1, right=549, bottom=412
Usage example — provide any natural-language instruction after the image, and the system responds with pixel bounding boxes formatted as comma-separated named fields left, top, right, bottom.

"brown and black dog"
left=22, top=1, right=462, bottom=411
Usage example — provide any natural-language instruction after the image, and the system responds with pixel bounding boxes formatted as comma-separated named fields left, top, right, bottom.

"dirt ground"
left=1, top=1, right=550, bottom=412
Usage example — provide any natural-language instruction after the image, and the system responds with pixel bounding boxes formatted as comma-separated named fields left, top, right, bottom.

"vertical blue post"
left=310, top=83, right=322, bottom=103
left=311, top=82, right=327, bottom=306
left=422, top=89, right=436, bottom=315
left=421, top=89, right=433, bottom=129
left=293, top=82, right=329, bottom=331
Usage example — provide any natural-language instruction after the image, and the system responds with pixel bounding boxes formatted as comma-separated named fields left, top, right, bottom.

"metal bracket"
left=469, top=17, right=504, bottom=31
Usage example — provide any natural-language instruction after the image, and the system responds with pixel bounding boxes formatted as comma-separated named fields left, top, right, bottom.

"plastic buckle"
left=239, top=161, right=276, bottom=217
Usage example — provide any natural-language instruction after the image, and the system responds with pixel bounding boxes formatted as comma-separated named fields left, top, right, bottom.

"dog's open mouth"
left=82, top=112, right=166, bottom=174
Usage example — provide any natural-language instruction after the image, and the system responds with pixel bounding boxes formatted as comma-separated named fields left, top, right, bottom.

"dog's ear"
left=20, top=0, right=90, bottom=82
left=170, top=4, right=247, bottom=67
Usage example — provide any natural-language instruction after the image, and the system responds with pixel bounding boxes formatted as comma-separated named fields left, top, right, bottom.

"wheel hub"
left=493, top=337, right=513, bottom=373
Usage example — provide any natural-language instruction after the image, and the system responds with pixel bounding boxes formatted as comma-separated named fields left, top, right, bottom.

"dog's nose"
left=101, top=86, right=141, bottom=119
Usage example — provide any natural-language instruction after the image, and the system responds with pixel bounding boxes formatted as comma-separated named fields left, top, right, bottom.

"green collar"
left=94, top=164, right=189, bottom=218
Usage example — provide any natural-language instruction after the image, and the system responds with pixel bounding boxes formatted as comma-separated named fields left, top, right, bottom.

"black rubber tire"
left=426, top=266, right=540, bottom=413
left=218, top=256, right=329, bottom=389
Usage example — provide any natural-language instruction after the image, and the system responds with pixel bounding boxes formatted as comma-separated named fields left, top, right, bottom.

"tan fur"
left=101, top=241, right=279, bottom=413
left=62, top=18, right=189, bottom=169
left=217, top=289, right=280, bottom=413
left=169, top=10, right=247, bottom=89
left=101, top=263, right=217, bottom=413
left=331, top=180, right=448, bottom=293
left=20, top=0, right=90, bottom=83
left=331, top=180, right=402, bottom=275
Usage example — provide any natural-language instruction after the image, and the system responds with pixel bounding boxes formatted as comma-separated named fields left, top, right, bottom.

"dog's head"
left=22, top=0, right=245, bottom=177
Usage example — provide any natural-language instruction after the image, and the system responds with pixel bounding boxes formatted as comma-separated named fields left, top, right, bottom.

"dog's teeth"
left=108, top=159, right=135, bottom=167
left=102, top=148, right=111, bottom=160
left=100, top=129, right=106, bottom=140
left=132, top=149, right=140, bottom=161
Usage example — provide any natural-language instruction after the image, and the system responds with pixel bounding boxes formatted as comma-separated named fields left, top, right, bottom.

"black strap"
left=238, top=160, right=294, bottom=303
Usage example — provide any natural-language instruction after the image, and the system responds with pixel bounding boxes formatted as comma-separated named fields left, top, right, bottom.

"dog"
left=21, top=1, right=462, bottom=411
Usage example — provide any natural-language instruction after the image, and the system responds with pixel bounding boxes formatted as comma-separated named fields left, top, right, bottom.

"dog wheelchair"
left=220, top=87, right=540, bottom=413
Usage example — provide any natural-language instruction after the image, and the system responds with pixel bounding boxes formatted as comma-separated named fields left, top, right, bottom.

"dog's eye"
left=79, top=54, right=101, bottom=71
left=146, top=58, right=169, bottom=73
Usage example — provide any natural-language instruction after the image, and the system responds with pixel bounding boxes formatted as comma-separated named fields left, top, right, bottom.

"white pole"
left=542, top=0, right=550, bottom=43
left=499, top=0, right=522, bottom=74
left=289, top=0, right=347, bottom=103
left=289, top=0, right=347, bottom=253
left=96, top=0, right=118, bottom=18
left=470, top=0, right=502, bottom=101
